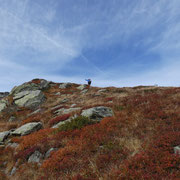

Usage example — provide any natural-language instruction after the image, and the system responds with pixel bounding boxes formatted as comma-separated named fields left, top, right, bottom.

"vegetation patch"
left=49, top=114, right=71, bottom=127
left=57, top=116, right=96, bottom=132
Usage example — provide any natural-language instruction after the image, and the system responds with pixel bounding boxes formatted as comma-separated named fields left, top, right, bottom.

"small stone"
left=28, top=151, right=43, bottom=163
left=0, top=131, right=10, bottom=142
left=55, top=92, right=61, bottom=96
left=81, top=89, right=88, bottom=94
left=174, top=145, right=180, bottom=155
left=59, top=83, right=72, bottom=89
left=45, top=148, right=58, bottom=158
left=98, top=89, right=107, bottom=93
left=77, top=84, right=87, bottom=90
left=52, top=118, right=72, bottom=128
left=10, top=166, right=17, bottom=176
left=51, top=104, right=63, bottom=111
left=8, top=116, right=16, bottom=122
left=54, top=107, right=81, bottom=116
left=61, top=98, right=69, bottom=103
left=70, top=104, right=76, bottom=107
left=28, top=109, right=41, bottom=117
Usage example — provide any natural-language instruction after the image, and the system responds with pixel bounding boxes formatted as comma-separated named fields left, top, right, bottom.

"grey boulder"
left=10, top=166, right=17, bottom=176
left=174, top=145, right=180, bottom=155
left=11, top=122, right=42, bottom=136
left=59, top=83, right=72, bottom=89
left=54, top=107, right=81, bottom=115
left=10, top=79, right=50, bottom=95
left=98, top=89, right=107, bottom=93
left=0, top=99, right=8, bottom=112
left=28, top=151, right=43, bottom=163
left=77, top=84, right=87, bottom=90
left=81, top=106, right=114, bottom=121
left=13, top=90, right=45, bottom=108
left=0, top=131, right=10, bottom=142
left=81, top=89, right=88, bottom=94
left=45, top=148, right=58, bottom=158
left=52, top=118, right=72, bottom=128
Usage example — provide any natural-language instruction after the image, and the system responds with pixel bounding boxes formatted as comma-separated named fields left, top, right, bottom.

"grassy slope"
left=0, top=82, right=180, bottom=180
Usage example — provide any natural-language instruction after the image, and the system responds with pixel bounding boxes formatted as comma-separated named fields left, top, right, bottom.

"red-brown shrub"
left=30, top=79, right=41, bottom=84
left=49, top=114, right=71, bottom=127
left=105, top=97, right=114, bottom=102
left=21, top=114, right=42, bottom=125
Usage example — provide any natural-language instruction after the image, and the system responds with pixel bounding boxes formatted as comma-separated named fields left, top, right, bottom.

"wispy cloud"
left=0, top=0, right=180, bottom=91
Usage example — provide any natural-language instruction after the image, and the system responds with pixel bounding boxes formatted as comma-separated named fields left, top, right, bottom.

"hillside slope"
left=0, top=79, right=179, bottom=180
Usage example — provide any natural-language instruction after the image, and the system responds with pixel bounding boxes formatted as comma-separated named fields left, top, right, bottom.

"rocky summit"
left=0, top=79, right=179, bottom=180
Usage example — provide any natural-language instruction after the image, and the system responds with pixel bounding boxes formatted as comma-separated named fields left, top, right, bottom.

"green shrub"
left=57, top=116, right=95, bottom=132
left=143, top=88, right=158, bottom=93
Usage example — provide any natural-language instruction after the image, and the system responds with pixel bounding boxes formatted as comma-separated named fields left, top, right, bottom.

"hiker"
left=85, top=79, right=91, bottom=86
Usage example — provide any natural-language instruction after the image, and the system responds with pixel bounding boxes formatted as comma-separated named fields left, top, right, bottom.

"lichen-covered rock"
left=7, top=142, right=18, bottom=149
left=13, top=90, right=45, bottom=108
left=59, top=83, right=72, bottom=89
left=8, top=116, right=16, bottom=122
left=0, top=99, right=8, bottom=112
left=54, top=107, right=81, bottom=115
left=28, top=109, right=41, bottom=117
left=81, top=89, right=88, bottom=94
left=77, top=84, right=87, bottom=90
left=10, top=79, right=50, bottom=95
left=97, top=89, right=107, bottom=93
left=52, top=118, right=72, bottom=128
left=55, top=92, right=61, bottom=96
left=11, top=122, right=42, bottom=136
left=11, top=84, right=38, bottom=95
left=81, top=106, right=113, bottom=121
left=61, top=98, right=69, bottom=103
left=45, top=148, right=58, bottom=158
left=28, top=151, right=43, bottom=163
left=174, top=145, right=180, bottom=155
left=71, top=104, right=76, bottom=107
left=10, top=166, right=17, bottom=176
left=0, top=131, right=10, bottom=142
left=37, top=79, right=50, bottom=90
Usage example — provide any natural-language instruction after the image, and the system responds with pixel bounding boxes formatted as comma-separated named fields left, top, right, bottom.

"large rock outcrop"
left=8, top=79, right=49, bottom=109
left=81, top=106, right=114, bottom=121
left=10, top=79, right=50, bottom=95
left=13, top=90, right=45, bottom=108
left=11, top=122, right=43, bottom=136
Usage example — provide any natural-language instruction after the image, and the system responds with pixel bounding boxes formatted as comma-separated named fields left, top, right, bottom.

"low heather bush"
left=49, top=114, right=71, bottom=127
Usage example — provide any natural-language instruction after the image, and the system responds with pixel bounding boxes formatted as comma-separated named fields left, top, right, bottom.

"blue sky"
left=0, top=0, right=180, bottom=91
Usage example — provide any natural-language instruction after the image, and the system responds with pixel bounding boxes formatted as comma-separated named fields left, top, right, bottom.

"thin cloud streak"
left=0, top=0, right=180, bottom=91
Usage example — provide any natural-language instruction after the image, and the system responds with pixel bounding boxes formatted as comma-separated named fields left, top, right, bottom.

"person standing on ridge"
left=85, top=79, right=91, bottom=86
